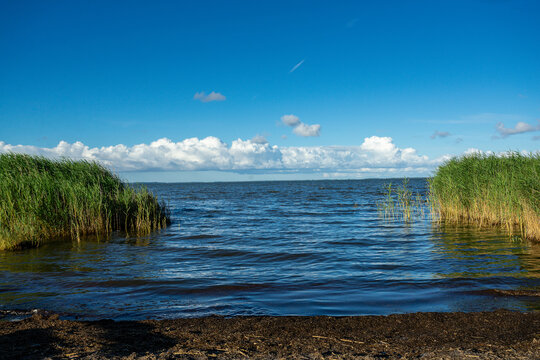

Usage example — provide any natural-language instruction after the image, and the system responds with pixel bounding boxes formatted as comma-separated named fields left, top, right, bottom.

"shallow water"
left=1, top=179, right=539, bottom=320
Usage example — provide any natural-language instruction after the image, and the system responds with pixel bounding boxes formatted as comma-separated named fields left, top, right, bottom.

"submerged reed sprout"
left=0, top=153, right=170, bottom=250
left=429, top=152, right=540, bottom=241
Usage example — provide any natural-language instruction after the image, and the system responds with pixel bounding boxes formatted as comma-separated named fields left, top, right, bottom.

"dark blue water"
left=1, top=179, right=539, bottom=320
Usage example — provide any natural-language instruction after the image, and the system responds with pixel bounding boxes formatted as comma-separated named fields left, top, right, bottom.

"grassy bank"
left=0, top=153, right=170, bottom=250
left=429, top=152, right=540, bottom=241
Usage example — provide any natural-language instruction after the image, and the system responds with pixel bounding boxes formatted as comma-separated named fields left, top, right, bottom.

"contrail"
left=289, top=59, right=305, bottom=73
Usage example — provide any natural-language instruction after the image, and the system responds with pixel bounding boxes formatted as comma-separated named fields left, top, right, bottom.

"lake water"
left=1, top=179, right=539, bottom=320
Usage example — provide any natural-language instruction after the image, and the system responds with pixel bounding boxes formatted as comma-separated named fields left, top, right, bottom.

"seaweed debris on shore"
left=0, top=310, right=538, bottom=359
left=0, top=153, right=170, bottom=250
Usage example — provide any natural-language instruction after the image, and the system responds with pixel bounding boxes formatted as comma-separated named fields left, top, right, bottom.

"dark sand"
left=1, top=310, right=539, bottom=359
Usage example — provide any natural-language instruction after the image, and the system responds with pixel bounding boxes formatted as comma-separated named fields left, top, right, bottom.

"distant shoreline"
left=1, top=310, right=538, bottom=359
left=129, top=177, right=429, bottom=185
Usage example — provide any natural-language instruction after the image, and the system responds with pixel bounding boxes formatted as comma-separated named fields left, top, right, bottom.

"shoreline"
left=1, top=310, right=539, bottom=359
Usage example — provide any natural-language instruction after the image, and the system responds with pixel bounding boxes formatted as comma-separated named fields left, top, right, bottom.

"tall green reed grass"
left=0, top=153, right=170, bottom=250
left=429, top=152, right=540, bottom=241
left=377, top=152, right=539, bottom=241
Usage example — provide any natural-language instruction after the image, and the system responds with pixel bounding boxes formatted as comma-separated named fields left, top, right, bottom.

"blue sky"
left=1, top=0, right=539, bottom=181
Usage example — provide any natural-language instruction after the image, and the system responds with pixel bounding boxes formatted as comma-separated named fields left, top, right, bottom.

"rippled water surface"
left=1, top=179, right=540, bottom=319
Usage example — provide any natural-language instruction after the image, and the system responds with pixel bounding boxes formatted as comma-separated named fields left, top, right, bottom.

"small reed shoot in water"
left=377, top=178, right=427, bottom=222
left=429, top=151, right=540, bottom=241
left=378, top=183, right=395, bottom=218
left=0, top=153, right=170, bottom=250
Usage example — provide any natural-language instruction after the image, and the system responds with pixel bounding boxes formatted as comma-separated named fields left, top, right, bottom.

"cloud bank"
left=281, top=114, right=321, bottom=137
left=0, top=136, right=442, bottom=175
left=193, top=91, right=226, bottom=103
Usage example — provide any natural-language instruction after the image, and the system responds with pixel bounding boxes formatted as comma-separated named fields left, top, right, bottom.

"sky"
left=1, top=0, right=539, bottom=182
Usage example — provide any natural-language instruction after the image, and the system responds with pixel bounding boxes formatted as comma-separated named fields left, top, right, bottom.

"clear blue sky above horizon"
left=1, top=0, right=539, bottom=181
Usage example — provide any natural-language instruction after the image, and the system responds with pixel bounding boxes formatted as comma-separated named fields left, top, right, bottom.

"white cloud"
left=360, top=136, right=397, bottom=155
left=193, top=91, right=226, bottom=103
left=430, top=131, right=451, bottom=139
left=281, top=114, right=321, bottom=137
left=293, top=123, right=321, bottom=137
left=0, top=136, right=442, bottom=175
left=289, top=59, right=304, bottom=73
left=464, top=148, right=484, bottom=155
left=251, top=135, right=268, bottom=144
left=281, top=114, right=301, bottom=126
left=495, top=120, right=540, bottom=137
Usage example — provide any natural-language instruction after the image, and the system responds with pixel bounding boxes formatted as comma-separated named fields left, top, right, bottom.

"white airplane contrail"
left=289, top=59, right=305, bottom=73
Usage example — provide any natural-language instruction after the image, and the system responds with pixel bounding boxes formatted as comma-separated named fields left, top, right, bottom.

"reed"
left=377, top=178, right=426, bottom=222
left=0, top=153, right=170, bottom=250
left=429, top=152, right=540, bottom=241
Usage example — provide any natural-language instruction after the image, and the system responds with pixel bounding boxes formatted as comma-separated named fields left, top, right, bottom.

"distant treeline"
left=0, top=153, right=170, bottom=250
left=429, top=152, right=540, bottom=241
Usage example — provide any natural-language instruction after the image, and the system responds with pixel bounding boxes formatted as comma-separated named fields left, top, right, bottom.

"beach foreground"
left=1, top=310, right=539, bottom=359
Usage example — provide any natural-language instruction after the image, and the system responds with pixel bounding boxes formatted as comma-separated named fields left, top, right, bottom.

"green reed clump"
left=0, top=153, right=170, bottom=250
left=377, top=178, right=426, bottom=222
left=429, top=152, right=540, bottom=241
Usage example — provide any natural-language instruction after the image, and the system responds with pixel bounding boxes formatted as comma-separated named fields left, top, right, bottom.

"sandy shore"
left=1, top=310, right=539, bottom=359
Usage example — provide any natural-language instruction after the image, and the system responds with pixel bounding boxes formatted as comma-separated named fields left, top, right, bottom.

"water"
left=1, top=179, right=539, bottom=320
